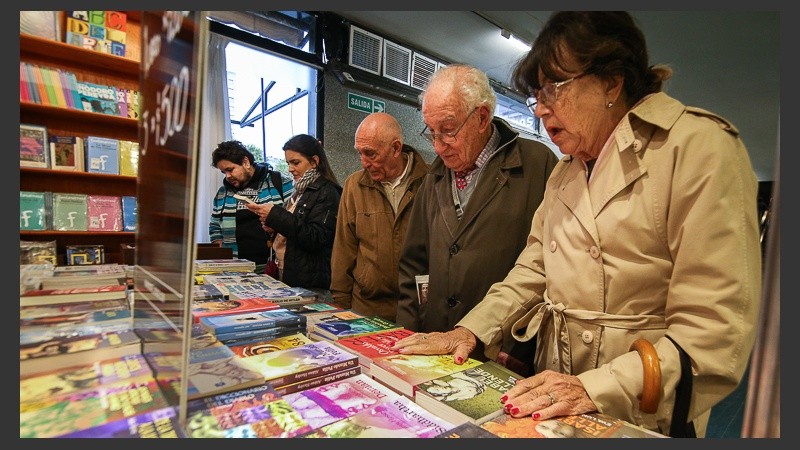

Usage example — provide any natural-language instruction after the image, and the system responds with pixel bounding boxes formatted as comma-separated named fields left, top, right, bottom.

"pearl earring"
left=607, top=102, right=614, bottom=108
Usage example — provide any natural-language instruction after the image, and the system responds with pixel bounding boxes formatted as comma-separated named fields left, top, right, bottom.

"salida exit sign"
left=348, top=92, right=385, bottom=113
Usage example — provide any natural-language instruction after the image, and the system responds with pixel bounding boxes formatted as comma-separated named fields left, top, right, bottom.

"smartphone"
left=232, top=193, right=255, bottom=205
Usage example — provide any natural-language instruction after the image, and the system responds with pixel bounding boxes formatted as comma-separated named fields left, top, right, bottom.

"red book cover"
left=87, top=195, right=123, bottom=231
left=191, top=297, right=281, bottom=323
left=334, top=328, right=415, bottom=367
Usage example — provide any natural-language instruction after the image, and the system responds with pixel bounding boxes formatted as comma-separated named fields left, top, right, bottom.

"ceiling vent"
left=383, top=40, right=412, bottom=85
left=349, top=25, right=382, bottom=75
left=411, top=52, right=438, bottom=90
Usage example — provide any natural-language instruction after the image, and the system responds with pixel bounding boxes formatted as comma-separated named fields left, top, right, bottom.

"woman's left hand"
left=246, top=203, right=273, bottom=222
left=501, top=370, right=598, bottom=419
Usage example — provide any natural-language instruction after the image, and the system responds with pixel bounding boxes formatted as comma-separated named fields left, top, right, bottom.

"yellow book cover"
left=118, top=140, right=139, bottom=176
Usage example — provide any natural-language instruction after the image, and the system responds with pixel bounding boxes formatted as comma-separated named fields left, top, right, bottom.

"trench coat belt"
left=511, top=292, right=667, bottom=374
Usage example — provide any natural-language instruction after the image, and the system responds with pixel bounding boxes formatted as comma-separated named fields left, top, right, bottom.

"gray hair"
left=420, top=63, right=497, bottom=115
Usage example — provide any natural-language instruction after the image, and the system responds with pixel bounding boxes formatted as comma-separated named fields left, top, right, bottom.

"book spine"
left=268, top=356, right=359, bottom=388
left=273, top=366, right=362, bottom=396
left=210, top=317, right=306, bottom=334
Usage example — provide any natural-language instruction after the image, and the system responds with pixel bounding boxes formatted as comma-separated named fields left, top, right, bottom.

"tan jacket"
left=330, top=147, right=429, bottom=321
left=458, top=92, right=762, bottom=436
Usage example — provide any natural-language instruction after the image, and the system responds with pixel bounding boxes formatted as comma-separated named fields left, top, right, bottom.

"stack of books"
left=311, top=315, right=404, bottom=341
left=194, top=258, right=256, bottom=274
left=413, top=360, right=522, bottom=425
left=199, top=308, right=308, bottom=345
left=369, top=353, right=483, bottom=398
left=39, top=263, right=128, bottom=289
left=243, top=340, right=361, bottom=395
left=333, top=328, right=415, bottom=375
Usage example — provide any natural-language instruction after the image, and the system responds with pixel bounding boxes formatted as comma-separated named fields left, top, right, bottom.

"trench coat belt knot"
left=511, top=292, right=667, bottom=375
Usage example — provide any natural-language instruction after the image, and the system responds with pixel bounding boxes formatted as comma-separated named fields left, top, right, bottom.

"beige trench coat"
left=458, top=92, right=762, bottom=436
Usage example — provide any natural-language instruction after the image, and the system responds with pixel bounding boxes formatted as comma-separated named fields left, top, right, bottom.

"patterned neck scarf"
left=291, top=167, right=319, bottom=204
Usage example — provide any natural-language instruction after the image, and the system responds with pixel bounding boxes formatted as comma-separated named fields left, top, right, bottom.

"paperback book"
left=414, top=360, right=521, bottom=425
left=333, top=328, right=415, bottom=372
left=65, top=244, right=106, bottom=265
left=57, top=406, right=186, bottom=438
left=20, top=329, right=142, bottom=377
left=243, top=340, right=359, bottom=389
left=20, top=308, right=132, bottom=334
left=283, top=372, right=400, bottom=430
left=192, top=282, right=229, bottom=301
left=191, top=296, right=281, bottom=323
left=20, top=284, right=128, bottom=307
left=370, top=353, right=483, bottom=398
left=228, top=332, right=314, bottom=358
left=215, top=324, right=308, bottom=345
left=118, top=139, right=139, bottom=176
left=273, top=365, right=362, bottom=396
left=225, top=283, right=319, bottom=305
left=87, top=194, right=123, bottom=231
left=20, top=191, right=48, bottom=231
left=20, top=377, right=169, bottom=438
left=40, top=263, right=128, bottom=289
left=194, top=258, right=257, bottom=273
left=200, top=308, right=306, bottom=334
left=20, top=353, right=154, bottom=404
left=121, top=195, right=137, bottom=231
left=184, top=383, right=312, bottom=438
left=436, top=421, right=499, bottom=438
left=85, top=135, right=120, bottom=174
left=305, top=309, right=367, bottom=333
left=20, top=123, right=49, bottom=168
left=20, top=298, right=129, bottom=320
left=312, top=315, right=403, bottom=341
left=49, top=134, right=84, bottom=171
left=480, top=411, right=667, bottom=438
left=311, top=395, right=455, bottom=438
left=20, top=240, right=57, bottom=265
left=51, top=192, right=88, bottom=231
left=185, top=343, right=266, bottom=400
left=76, top=81, right=121, bottom=116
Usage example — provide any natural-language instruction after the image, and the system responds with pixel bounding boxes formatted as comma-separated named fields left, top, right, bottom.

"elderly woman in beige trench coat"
left=393, top=12, right=762, bottom=437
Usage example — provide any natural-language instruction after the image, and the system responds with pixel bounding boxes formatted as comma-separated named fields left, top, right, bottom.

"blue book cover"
left=214, top=324, right=307, bottom=343
left=200, top=309, right=306, bottom=334
left=121, top=195, right=137, bottom=231
left=86, top=135, right=120, bottom=174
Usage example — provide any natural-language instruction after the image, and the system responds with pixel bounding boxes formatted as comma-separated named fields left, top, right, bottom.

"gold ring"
left=546, top=392, right=556, bottom=406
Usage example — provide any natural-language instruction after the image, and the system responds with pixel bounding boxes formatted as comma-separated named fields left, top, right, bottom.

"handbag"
left=264, top=237, right=279, bottom=279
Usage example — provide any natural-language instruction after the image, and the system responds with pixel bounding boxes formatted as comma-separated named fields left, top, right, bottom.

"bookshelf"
left=19, top=12, right=141, bottom=264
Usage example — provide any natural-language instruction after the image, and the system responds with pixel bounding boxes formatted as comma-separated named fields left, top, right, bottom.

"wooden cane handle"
left=630, top=338, right=661, bottom=414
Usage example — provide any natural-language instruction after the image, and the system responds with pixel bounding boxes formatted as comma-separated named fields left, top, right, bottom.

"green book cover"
left=20, top=191, right=47, bottom=230
left=52, top=193, right=88, bottom=231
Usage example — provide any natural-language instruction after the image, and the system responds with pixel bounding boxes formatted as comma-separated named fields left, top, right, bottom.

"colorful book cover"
left=192, top=282, right=229, bottom=301
left=20, top=354, right=153, bottom=404
left=436, top=421, right=499, bottom=438
left=479, top=412, right=667, bottom=438
left=51, top=193, right=88, bottom=231
left=20, top=329, right=142, bottom=377
left=306, top=309, right=368, bottom=333
left=313, top=315, right=403, bottom=341
left=191, top=297, right=281, bottom=323
left=20, top=308, right=131, bottom=334
left=20, top=123, right=49, bottom=168
left=42, top=66, right=67, bottom=108
left=243, top=340, right=359, bottom=389
left=334, top=328, right=415, bottom=367
left=228, top=332, right=314, bottom=358
left=65, top=244, right=106, bottom=265
left=19, top=297, right=129, bottom=320
left=274, top=365, right=362, bottom=396
left=283, top=372, right=399, bottom=430
left=118, top=139, right=139, bottom=176
left=76, top=81, right=121, bottom=116
left=121, top=195, right=137, bottom=231
left=415, top=360, right=521, bottom=425
left=20, top=284, right=128, bottom=307
left=20, top=191, right=48, bottom=231
left=87, top=194, right=123, bottom=231
left=186, top=352, right=266, bottom=401
left=57, top=406, right=186, bottom=438
left=225, top=283, right=319, bottom=305
left=85, top=135, right=120, bottom=174
left=184, top=383, right=312, bottom=438
left=200, top=308, right=306, bottom=334
left=370, top=353, right=483, bottom=398
left=20, top=377, right=169, bottom=438
left=313, top=395, right=455, bottom=438
left=215, top=324, right=307, bottom=343
left=49, top=134, right=84, bottom=171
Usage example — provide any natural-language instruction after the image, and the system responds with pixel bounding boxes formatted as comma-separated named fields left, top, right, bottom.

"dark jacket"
left=265, top=176, right=342, bottom=290
left=397, top=118, right=558, bottom=334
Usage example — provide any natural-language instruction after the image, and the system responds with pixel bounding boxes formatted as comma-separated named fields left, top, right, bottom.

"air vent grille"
left=383, top=40, right=411, bottom=85
left=349, top=25, right=382, bottom=75
left=411, top=53, right=438, bottom=90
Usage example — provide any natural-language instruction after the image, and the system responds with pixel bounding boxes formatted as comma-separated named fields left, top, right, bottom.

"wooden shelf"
left=20, top=33, right=139, bottom=77
left=19, top=14, right=141, bottom=266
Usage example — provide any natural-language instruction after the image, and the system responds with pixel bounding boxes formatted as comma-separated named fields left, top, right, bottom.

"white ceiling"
left=331, top=11, right=780, bottom=181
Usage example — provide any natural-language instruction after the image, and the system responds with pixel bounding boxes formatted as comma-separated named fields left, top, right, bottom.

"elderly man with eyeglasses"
left=396, top=64, right=558, bottom=374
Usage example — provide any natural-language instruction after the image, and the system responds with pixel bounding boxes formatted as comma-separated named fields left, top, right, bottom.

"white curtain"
left=195, top=32, right=231, bottom=243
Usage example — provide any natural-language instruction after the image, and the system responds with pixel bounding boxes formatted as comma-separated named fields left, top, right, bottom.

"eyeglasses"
left=420, top=107, right=478, bottom=145
left=526, top=73, right=586, bottom=113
